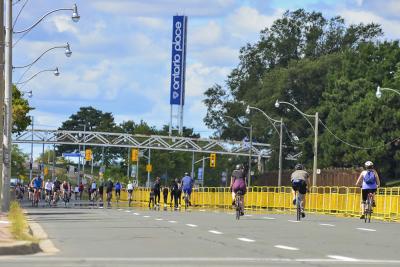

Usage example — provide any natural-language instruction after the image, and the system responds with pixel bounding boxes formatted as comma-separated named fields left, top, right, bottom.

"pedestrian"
left=74, top=185, right=79, bottom=200
left=98, top=180, right=104, bottom=203
left=153, top=177, right=161, bottom=207
left=177, top=178, right=182, bottom=207
left=79, top=182, right=84, bottom=200
left=162, top=186, right=169, bottom=208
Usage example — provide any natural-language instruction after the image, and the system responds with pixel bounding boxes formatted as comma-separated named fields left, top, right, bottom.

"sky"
left=12, top=0, right=400, bottom=155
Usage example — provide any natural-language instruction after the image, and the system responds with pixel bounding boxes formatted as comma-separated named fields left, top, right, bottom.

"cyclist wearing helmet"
left=355, top=161, right=381, bottom=219
left=230, top=164, right=247, bottom=212
left=290, top=163, right=310, bottom=218
left=181, top=172, right=193, bottom=205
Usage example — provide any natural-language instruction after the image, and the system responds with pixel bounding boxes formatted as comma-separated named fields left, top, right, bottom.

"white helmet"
left=364, top=161, right=374, bottom=168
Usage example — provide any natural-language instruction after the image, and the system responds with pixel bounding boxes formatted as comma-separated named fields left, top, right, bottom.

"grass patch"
left=8, top=201, right=37, bottom=242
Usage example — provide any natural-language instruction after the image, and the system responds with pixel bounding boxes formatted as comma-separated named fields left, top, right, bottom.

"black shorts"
left=291, top=180, right=307, bottom=195
left=115, top=189, right=121, bottom=195
left=362, top=189, right=377, bottom=202
left=128, top=189, right=133, bottom=194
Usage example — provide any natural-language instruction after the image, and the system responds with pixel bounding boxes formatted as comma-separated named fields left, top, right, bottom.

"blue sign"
left=198, top=167, right=203, bottom=181
left=62, top=153, right=82, bottom=157
left=170, top=15, right=187, bottom=106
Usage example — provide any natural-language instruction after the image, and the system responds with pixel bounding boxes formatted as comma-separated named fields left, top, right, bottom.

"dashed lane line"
left=327, top=255, right=359, bottom=262
left=186, top=224, right=198, bottom=228
left=274, top=245, right=299, bottom=251
left=237, top=237, right=255, bottom=243
left=357, top=228, right=376, bottom=232
left=168, top=220, right=177, bottom=223
left=208, top=230, right=223, bottom=235
left=288, top=220, right=300, bottom=223
left=133, top=213, right=140, bottom=215
left=263, top=217, right=276, bottom=220
left=319, top=223, right=335, bottom=227
left=143, top=215, right=150, bottom=218
left=155, top=218, right=163, bottom=221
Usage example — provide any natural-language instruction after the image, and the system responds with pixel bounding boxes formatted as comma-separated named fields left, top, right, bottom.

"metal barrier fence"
left=117, top=187, right=400, bottom=222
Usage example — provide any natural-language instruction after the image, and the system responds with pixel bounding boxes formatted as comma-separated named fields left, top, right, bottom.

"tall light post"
left=275, top=100, right=319, bottom=187
left=221, top=115, right=253, bottom=186
left=15, top=67, right=60, bottom=85
left=245, top=105, right=284, bottom=186
left=1, top=1, right=80, bottom=212
left=376, top=86, right=400, bottom=98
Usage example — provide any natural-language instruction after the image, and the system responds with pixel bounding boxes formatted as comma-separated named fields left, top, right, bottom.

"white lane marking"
left=168, top=220, right=177, bottom=223
left=327, top=255, right=359, bottom=262
left=208, top=230, right=223, bottom=235
left=155, top=218, right=163, bottom=221
left=118, top=209, right=123, bottom=211
left=98, top=206, right=104, bottom=209
left=319, top=223, right=335, bottom=227
left=263, top=217, right=276, bottom=220
left=357, top=228, right=376, bottom=232
left=0, top=220, right=10, bottom=224
left=237, top=238, right=255, bottom=243
left=125, top=210, right=131, bottom=213
left=133, top=213, right=140, bottom=215
left=5, top=256, right=400, bottom=264
left=244, top=214, right=253, bottom=217
left=288, top=220, right=300, bottom=223
left=186, top=224, right=198, bottom=228
left=227, top=212, right=235, bottom=215
left=199, top=209, right=206, bottom=212
left=274, top=245, right=299, bottom=251
left=143, top=215, right=150, bottom=218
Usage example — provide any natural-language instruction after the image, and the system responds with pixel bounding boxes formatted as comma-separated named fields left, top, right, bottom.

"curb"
left=28, top=221, right=59, bottom=254
left=0, top=240, right=40, bottom=255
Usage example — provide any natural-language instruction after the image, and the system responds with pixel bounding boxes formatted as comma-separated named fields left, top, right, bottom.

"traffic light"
left=210, top=153, right=216, bottom=168
left=85, top=149, right=92, bottom=161
left=131, top=149, right=139, bottom=162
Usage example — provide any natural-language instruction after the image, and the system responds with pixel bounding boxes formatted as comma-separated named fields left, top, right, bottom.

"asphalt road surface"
left=1, top=202, right=399, bottom=266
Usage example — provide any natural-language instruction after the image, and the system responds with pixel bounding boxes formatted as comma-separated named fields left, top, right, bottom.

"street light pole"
left=248, top=125, right=253, bottom=187
left=275, top=100, right=318, bottom=186
left=30, top=117, right=34, bottom=182
left=1, top=0, right=12, bottom=212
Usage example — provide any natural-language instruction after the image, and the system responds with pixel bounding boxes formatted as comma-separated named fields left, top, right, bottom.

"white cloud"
left=190, top=21, right=222, bottom=46
left=83, top=60, right=111, bottom=81
left=226, top=7, right=283, bottom=40
left=340, top=9, right=400, bottom=38
left=47, top=15, right=79, bottom=34
left=192, top=46, right=238, bottom=66
left=134, top=17, right=169, bottom=30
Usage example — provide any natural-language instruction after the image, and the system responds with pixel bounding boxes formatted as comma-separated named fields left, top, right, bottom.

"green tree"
left=11, top=144, right=28, bottom=179
left=13, top=85, right=34, bottom=133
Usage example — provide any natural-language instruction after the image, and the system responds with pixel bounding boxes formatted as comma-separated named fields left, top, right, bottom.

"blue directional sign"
left=170, top=15, right=187, bottom=106
left=62, top=153, right=82, bottom=157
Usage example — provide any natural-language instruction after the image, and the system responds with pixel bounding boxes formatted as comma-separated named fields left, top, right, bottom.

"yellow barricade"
left=125, top=186, right=400, bottom=221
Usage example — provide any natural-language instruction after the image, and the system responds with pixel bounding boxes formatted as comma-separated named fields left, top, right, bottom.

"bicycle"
left=235, top=190, right=244, bottom=220
left=45, top=191, right=52, bottom=207
left=90, top=190, right=97, bottom=206
left=116, top=191, right=120, bottom=207
left=364, top=193, right=374, bottom=223
left=32, top=189, right=40, bottom=207
left=106, top=192, right=112, bottom=207
left=62, top=191, right=69, bottom=207
left=183, top=192, right=189, bottom=210
left=295, top=191, right=302, bottom=221
left=128, top=191, right=133, bottom=207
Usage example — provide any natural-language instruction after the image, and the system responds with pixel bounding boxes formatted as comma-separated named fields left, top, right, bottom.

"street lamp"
left=220, top=115, right=253, bottom=187
left=1, top=2, right=80, bottom=212
left=13, top=43, right=72, bottom=69
left=376, top=86, right=400, bottom=98
left=21, top=90, right=32, bottom=98
left=246, top=105, right=284, bottom=187
left=15, top=67, right=60, bottom=85
left=275, top=100, right=319, bottom=187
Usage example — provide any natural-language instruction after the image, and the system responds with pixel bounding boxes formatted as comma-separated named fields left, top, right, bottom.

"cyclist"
left=355, top=161, right=381, bottom=219
left=230, top=164, right=247, bottom=215
left=98, top=180, right=104, bottom=203
left=44, top=179, right=53, bottom=203
left=127, top=181, right=134, bottom=203
left=52, top=178, right=61, bottom=205
left=181, top=172, right=194, bottom=206
left=30, top=175, right=43, bottom=204
left=61, top=180, right=70, bottom=203
left=115, top=180, right=122, bottom=200
left=153, top=177, right=161, bottom=206
left=290, top=163, right=310, bottom=218
left=90, top=180, right=97, bottom=201
left=105, top=178, right=114, bottom=206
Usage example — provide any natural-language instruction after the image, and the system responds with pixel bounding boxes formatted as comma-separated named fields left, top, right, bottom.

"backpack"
left=363, top=170, right=376, bottom=185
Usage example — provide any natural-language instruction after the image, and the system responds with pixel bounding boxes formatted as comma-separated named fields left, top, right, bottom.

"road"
left=0, top=202, right=399, bottom=266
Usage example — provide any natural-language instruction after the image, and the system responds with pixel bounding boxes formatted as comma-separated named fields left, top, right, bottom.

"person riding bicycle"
left=127, top=181, right=134, bottom=202
left=290, top=163, right=310, bottom=218
left=30, top=175, right=43, bottom=203
left=115, top=181, right=122, bottom=200
left=230, top=164, right=247, bottom=215
left=52, top=178, right=61, bottom=204
left=182, top=172, right=194, bottom=206
left=61, top=180, right=71, bottom=203
left=105, top=178, right=114, bottom=206
left=355, top=161, right=381, bottom=219
left=44, top=179, right=53, bottom=201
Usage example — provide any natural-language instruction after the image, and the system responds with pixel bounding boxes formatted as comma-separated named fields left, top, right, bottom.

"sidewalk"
left=0, top=213, right=40, bottom=255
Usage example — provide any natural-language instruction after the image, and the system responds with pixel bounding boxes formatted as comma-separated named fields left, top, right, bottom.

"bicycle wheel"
left=235, top=194, right=241, bottom=220
left=296, top=194, right=301, bottom=221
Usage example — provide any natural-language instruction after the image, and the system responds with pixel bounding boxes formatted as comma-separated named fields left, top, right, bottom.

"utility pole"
left=2, top=0, right=12, bottom=212
left=248, top=125, right=253, bottom=187
left=29, top=117, right=34, bottom=182
left=0, top=0, right=4, bottom=209
left=127, top=148, right=130, bottom=178
left=313, top=112, right=319, bottom=187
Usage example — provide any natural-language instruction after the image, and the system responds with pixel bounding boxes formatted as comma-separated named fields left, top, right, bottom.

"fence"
left=119, top=186, right=400, bottom=222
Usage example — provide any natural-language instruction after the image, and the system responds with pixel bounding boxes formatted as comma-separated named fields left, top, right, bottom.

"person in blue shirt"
left=181, top=172, right=193, bottom=206
left=30, top=175, right=43, bottom=203
left=115, top=181, right=121, bottom=199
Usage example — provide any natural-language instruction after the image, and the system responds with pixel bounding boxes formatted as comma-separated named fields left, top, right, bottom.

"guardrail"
left=117, top=186, right=400, bottom=222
